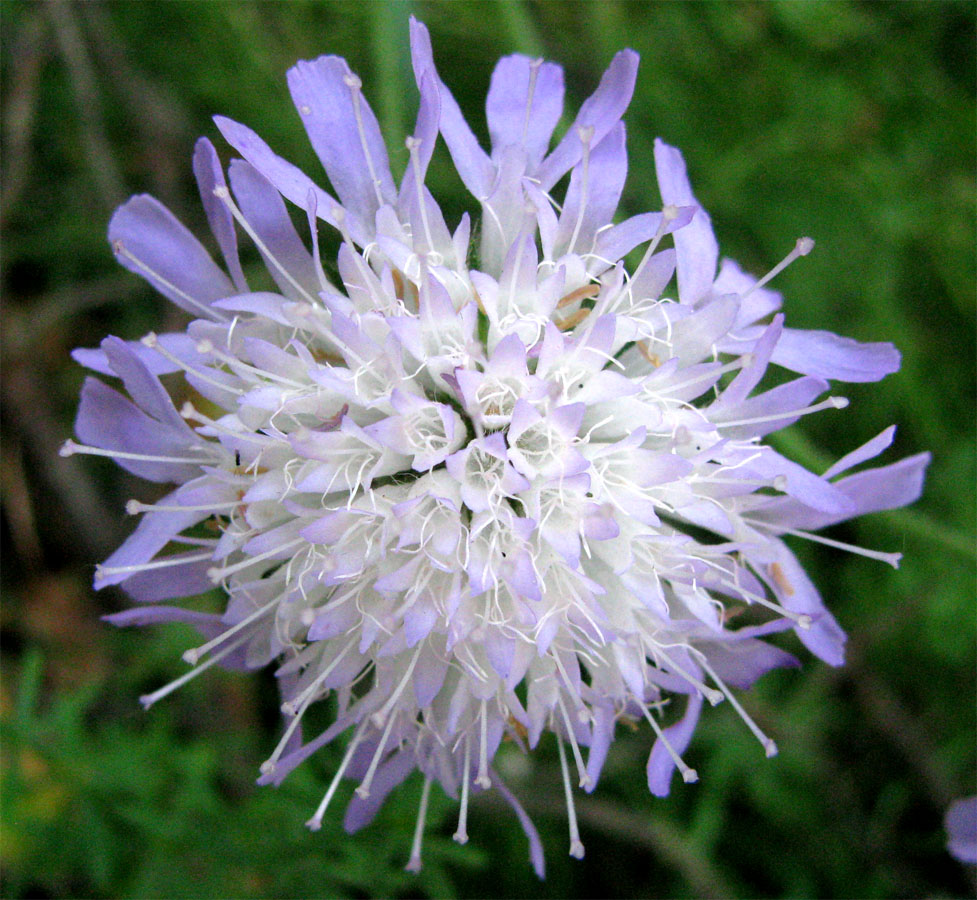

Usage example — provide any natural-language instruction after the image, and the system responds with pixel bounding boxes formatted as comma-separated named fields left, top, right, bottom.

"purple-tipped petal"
left=193, top=137, right=248, bottom=293
left=653, top=139, right=718, bottom=305
left=538, top=49, right=639, bottom=191
left=771, top=328, right=901, bottom=383
left=490, top=769, right=546, bottom=879
left=555, top=122, right=628, bottom=257
left=409, top=17, right=493, bottom=199
left=109, top=195, right=234, bottom=318
left=647, top=693, right=702, bottom=797
left=487, top=55, right=564, bottom=168
left=287, top=56, right=396, bottom=232
left=213, top=115, right=358, bottom=242
left=228, top=159, right=320, bottom=300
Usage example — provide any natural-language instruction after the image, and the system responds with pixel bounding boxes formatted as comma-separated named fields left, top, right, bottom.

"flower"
left=946, top=796, right=977, bottom=865
left=64, top=17, right=929, bottom=875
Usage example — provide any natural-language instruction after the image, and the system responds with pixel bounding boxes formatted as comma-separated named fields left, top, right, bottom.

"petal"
left=490, top=769, right=546, bottom=879
left=409, top=18, right=494, bottom=199
left=716, top=314, right=784, bottom=407
left=101, top=336, right=193, bottom=432
left=627, top=247, right=676, bottom=305
left=108, top=195, right=234, bottom=318
left=213, top=115, right=359, bottom=243
left=754, top=452, right=930, bottom=532
left=486, top=55, right=564, bottom=168
left=103, top=606, right=222, bottom=628
left=666, top=294, right=739, bottom=366
left=413, top=651, right=449, bottom=708
left=714, top=257, right=782, bottom=327
left=538, top=49, right=639, bottom=191
left=228, top=159, right=320, bottom=300
left=287, top=56, right=396, bottom=232
left=591, top=207, right=694, bottom=274
left=121, top=557, right=215, bottom=602
left=766, top=541, right=847, bottom=666
left=192, top=136, right=248, bottom=293
left=343, top=748, right=417, bottom=833
left=653, top=139, right=718, bottom=305
left=398, top=69, right=441, bottom=209
left=695, top=637, right=799, bottom=690
left=554, top=121, right=628, bottom=257
left=822, top=426, right=896, bottom=479
left=72, top=332, right=198, bottom=377
left=770, top=327, right=900, bottom=383
left=75, top=377, right=200, bottom=483
left=584, top=705, right=616, bottom=790
left=647, top=693, right=702, bottom=797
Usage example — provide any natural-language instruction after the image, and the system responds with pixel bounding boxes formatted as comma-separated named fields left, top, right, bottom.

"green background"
left=2, top=2, right=974, bottom=897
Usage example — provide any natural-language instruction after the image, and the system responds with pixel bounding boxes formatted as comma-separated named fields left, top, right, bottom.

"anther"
left=741, top=236, right=816, bottom=300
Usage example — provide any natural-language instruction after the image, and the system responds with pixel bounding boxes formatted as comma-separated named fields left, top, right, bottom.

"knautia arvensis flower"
left=65, top=18, right=930, bottom=875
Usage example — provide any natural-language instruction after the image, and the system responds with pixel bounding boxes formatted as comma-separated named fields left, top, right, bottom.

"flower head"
left=66, top=18, right=929, bottom=875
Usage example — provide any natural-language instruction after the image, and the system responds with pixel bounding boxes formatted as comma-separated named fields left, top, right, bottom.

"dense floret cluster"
left=66, top=18, right=928, bottom=874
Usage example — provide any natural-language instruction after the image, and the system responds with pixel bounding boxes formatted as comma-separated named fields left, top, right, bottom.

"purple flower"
left=65, top=18, right=929, bottom=875
left=947, top=796, right=977, bottom=865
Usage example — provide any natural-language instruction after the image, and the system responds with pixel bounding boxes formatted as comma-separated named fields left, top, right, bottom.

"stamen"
left=698, top=656, right=778, bottom=757
left=370, top=647, right=422, bottom=728
left=60, top=439, right=218, bottom=467
left=343, top=71, right=385, bottom=209
left=281, top=639, right=357, bottom=716
left=96, top=550, right=214, bottom=580
left=651, top=645, right=725, bottom=706
left=713, top=576, right=813, bottom=629
left=453, top=735, right=472, bottom=844
left=212, top=186, right=319, bottom=305
left=139, top=631, right=251, bottom=709
left=405, top=136, right=439, bottom=264
left=306, top=721, right=368, bottom=830
left=180, top=401, right=276, bottom=446
left=263, top=645, right=356, bottom=775
left=196, top=341, right=307, bottom=389
left=639, top=702, right=699, bottom=784
left=205, top=536, right=305, bottom=584
left=558, top=695, right=592, bottom=789
left=182, top=591, right=285, bottom=665
left=355, top=705, right=401, bottom=800
left=112, top=239, right=227, bottom=322
left=126, top=498, right=241, bottom=516
left=628, top=204, right=680, bottom=288
left=716, top=396, right=847, bottom=429
left=647, top=356, right=752, bottom=396
left=765, top=524, right=902, bottom=568
left=521, top=58, right=543, bottom=145
left=404, top=776, right=433, bottom=873
left=555, top=307, right=591, bottom=332
left=740, top=237, right=814, bottom=300
left=565, top=125, right=594, bottom=257
left=557, top=282, right=601, bottom=310
left=475, top=699, right=491, bottom=789
left=556, top=732, right=585, bottom=859
left=141, top=332, right=245, bottom=396
left=304, top=188, right=334, bottom=293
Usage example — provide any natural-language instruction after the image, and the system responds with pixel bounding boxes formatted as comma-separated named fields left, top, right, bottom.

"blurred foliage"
left=1, top=1, right=974, bottom=898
